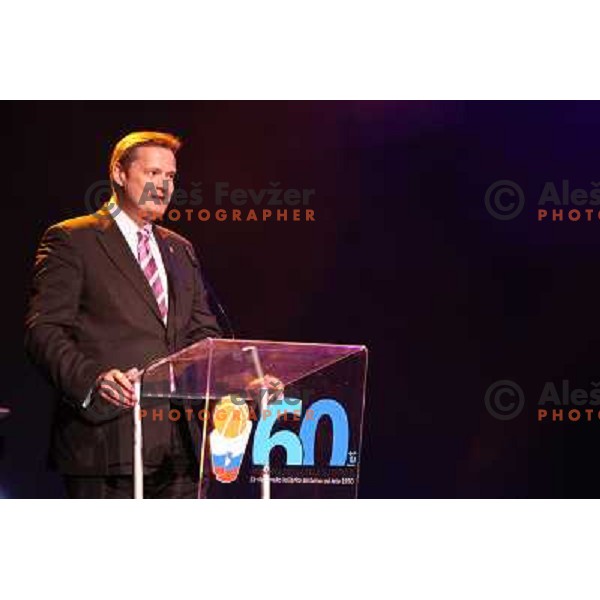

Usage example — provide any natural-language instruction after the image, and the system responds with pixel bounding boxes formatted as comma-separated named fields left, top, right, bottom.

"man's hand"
left=245, top=374, right=284, bottom=405
left=94, top=368, right=141, bottom=408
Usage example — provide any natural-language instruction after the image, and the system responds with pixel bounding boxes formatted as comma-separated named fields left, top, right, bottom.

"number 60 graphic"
left=252, top=398, right=350, bottom=467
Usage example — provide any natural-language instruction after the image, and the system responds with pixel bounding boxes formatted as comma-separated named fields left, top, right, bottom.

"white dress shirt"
left=113, top=207, right=169, bottom=318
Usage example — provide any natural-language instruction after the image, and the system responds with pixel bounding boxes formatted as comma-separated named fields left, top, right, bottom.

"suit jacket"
left=24, top=203, right=222, bottom=475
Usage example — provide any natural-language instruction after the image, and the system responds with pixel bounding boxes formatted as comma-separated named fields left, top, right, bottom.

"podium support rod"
left=243, top=345, right=270, bottom=500
left=133, top=380, right=143, bottom=499
left=259, top=386, right=271, bottom=500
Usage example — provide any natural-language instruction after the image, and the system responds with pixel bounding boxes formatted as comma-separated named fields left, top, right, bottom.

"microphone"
left=184, top=244, right=235, bottom=339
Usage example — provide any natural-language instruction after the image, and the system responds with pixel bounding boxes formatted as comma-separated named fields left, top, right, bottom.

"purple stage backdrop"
left=3, top=100, right=600, bottom=498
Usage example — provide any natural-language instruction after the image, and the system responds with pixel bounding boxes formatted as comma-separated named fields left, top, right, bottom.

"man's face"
left=114, top=145, right=177, bottom=222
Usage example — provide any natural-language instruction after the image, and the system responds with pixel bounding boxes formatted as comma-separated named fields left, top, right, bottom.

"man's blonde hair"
left=109, top=131, right=182, bottom=190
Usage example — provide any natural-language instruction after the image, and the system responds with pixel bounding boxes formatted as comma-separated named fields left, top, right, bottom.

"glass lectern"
left=135, top=338, right=368, bottom=499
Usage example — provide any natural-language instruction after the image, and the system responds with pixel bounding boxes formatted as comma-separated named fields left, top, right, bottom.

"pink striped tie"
left=137, top=225, right=175, bottom=393
left=137, top=225, right=167, bottom=323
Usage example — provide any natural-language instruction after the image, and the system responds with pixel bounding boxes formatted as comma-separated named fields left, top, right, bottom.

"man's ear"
left=112, top=162, right=126, bottom=187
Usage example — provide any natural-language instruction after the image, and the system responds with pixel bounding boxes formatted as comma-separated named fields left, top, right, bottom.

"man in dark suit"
left=25, top=131, right=222, bottom=498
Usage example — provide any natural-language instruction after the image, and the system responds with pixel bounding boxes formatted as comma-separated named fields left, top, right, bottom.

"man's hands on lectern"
left=94, top=367, right=141, bottom=408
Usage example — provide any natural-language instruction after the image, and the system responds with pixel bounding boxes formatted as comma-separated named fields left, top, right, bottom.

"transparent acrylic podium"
left=137, top=338, right=368, bottom=499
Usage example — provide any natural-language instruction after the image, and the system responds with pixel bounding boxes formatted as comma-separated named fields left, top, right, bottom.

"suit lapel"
left=154, top=226, right=184, bottom=338
left=93, top=204, right=165, bottom=326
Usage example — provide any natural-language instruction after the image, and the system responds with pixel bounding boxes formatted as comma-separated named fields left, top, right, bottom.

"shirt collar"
left=112, top=203, right=152, bottom=240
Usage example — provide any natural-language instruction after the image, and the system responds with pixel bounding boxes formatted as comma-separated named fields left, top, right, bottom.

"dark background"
left=2, top=100, right=599, bottom=498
